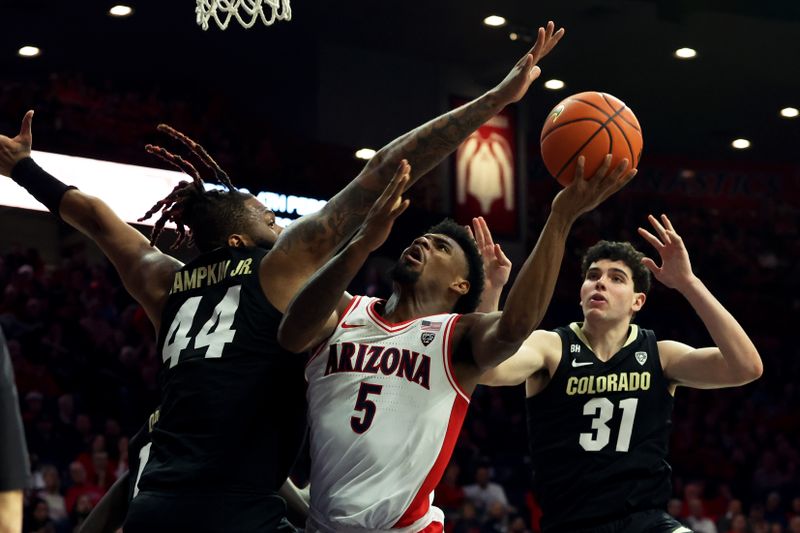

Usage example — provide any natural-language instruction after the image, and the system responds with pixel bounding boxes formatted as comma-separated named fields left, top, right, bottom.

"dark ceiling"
left=2, top=0, right=800, bottom=166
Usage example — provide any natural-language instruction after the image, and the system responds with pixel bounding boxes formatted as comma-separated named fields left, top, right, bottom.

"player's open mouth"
left=404, top=245, right=424, bottom=264
left=589, top=293, right=607, bottom=305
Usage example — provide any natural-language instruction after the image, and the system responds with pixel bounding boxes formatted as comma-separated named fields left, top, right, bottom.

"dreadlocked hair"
left=427, top=218, right=485, bottom=314
left=139, top=125, right=252, bottom=251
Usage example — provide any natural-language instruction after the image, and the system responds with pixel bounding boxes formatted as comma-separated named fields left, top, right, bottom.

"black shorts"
left=124, top=490, right=296, bottom=533
left=564, top=510, right=692, bottom=533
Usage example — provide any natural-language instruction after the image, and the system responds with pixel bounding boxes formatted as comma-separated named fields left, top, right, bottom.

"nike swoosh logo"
left=572, top=360, right=594, bottom=367
left=341, top=322, right=365, bottom=329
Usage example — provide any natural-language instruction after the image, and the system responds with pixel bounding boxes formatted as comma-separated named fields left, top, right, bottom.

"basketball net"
left=196, top=0, right=291, bottom=30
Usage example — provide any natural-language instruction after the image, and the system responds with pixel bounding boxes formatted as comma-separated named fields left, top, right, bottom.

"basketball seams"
left=541, top=117, right=607, bottom=142
left=571, top=97, right=614, bottom=119
left=554, top=106, right=626, bottom=180
left=608, top=119, right=637, bottom=168
left=601, top=93, right=641, bottom=132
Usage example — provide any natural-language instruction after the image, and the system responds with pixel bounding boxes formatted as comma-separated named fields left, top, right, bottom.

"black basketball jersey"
left=526, top=323, right=673, bottom=532
left=139, top=246, right=307, bottom=497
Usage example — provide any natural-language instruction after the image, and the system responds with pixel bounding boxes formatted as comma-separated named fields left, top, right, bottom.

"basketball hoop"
left=196, top=0, right=291, bottom=30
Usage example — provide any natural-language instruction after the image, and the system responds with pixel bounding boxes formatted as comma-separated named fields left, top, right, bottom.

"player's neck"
left=579, top=319, right=632, bottom=361
left=381, top=287, right=451, bottom=323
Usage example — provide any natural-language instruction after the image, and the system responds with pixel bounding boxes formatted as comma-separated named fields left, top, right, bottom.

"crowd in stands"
left=1, top=74, right=797, bottom=533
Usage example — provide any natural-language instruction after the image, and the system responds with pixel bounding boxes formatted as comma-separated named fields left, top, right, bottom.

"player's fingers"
left=392, top=199, right=411, bottom=218
left=612, top=169, right=637, bottom=193
left=573, top=155, right=585, bottom=182
left=592, top=154, right=613, bottom=180
left=477, top=217, right=494, bottom=247
left=660, top=213, right=676, bottom=232
left=528, top=27, right=546, bottom=60
left=606, top=158, right=629, bottom=181
left=20, top=110, right=34, bottom=141
left=496, top=244, right=512, bottom=266
left=465, top=225, right=476, bottom=243
left=647, top=214, right=671, bottom=244
left=387, top=161, right=409, bottom=193
left=637, top=227, right=664, bottom=249
left=641, top=257, right=660, bottom=275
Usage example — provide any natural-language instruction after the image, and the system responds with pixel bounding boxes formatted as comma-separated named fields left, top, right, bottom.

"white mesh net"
left=196, top=0, right=292, bottom=30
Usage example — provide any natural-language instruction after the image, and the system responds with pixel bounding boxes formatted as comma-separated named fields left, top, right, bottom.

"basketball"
left=540, top=92, right=643, bottom=186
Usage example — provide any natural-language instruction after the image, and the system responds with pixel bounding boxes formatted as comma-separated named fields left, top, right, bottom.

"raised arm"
left=459, top=156, right=636, bottom=374
left=638, top=214, right=763, bottom=389
left=278, top=163, right=411, bottom=353
left=0, top=112, right=180, bottom=329
left=469, top=217, right=512, bottom=313
left=265, top=22, right=565, bottom=297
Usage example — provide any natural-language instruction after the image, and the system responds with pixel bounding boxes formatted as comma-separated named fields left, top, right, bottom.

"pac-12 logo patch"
left=421, top=332, right=436, bottom=346
left=635, top=351, right=648, bottom=366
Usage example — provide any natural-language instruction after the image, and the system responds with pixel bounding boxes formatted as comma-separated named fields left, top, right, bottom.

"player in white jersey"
left=278, top=156, right=636, bottom=532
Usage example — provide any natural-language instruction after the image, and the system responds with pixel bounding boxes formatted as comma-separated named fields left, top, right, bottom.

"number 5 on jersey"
left=162, top=285, right=242, bottom=368
left=351, top=383, right=383, bottom=434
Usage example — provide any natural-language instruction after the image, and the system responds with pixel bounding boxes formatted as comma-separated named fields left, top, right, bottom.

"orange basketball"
left=540, top=92, right=643, bottom=187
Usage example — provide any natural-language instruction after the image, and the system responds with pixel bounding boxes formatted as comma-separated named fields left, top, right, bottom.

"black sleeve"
left=0, top=327, right=30, bottom=491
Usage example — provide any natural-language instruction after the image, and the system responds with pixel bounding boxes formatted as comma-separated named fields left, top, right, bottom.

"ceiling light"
left=544, top=79, right=565, bottom=90
left=355, top=148, right=376, bottom=160
left=509, top=32, right=518, bottom=41
left=18, top=46, right=41, bottom=58
left=780, top=107, right=799, bottom=118
left=674, top=47, right=697, bottom=59
left=109, top=5, right=134, bottom=17
left=731, top=138, right=751, bottom=150
left=483, top=15, right=506, bottom=27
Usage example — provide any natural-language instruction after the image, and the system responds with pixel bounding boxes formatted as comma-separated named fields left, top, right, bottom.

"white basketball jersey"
left=305, top=296, right=470, bottom=533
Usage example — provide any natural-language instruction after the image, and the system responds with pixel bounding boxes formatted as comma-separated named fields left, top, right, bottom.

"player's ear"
left=450, top=278, right=470, bottom=297
left=228, top=233, right=252, bottom=248
left=632, top=291, right=646, bottom=312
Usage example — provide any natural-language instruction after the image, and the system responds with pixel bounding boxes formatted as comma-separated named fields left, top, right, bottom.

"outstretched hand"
left=466, top=216, right=511, bottom=293
left=551, top=154, right=637, bottom=220
left=638, top=214, right=695, bottom=290
left=491, top=21, right=565, bottom=106
left=354, top=160, right=411, bottom=252
left=0, top=110, right=34, bottom=177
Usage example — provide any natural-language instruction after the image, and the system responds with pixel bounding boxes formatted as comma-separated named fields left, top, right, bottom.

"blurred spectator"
left=23, top=497, right=55, bottom=533
left=765, top=491, right=787, bottom=528
left=63, top=462, right=102, bottom=515
left=686, top=498, right=718, bottom=533
left=68, top=494, right=94, bottom=532
left=718, top=499, right=743, bottom=532
left=463, top=466, right=510, bottom=515
left=452, top=501, right=481, bottom=533
left=34, top=465, right=67, bottom=523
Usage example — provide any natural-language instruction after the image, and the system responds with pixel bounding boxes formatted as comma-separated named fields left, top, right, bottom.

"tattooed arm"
left=262, top=22, right=564, bottom=311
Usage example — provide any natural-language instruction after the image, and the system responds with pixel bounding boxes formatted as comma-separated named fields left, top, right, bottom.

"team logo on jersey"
left=420, top=320, right=441, bottom=346
left=635, top=351, right=648, bottom=366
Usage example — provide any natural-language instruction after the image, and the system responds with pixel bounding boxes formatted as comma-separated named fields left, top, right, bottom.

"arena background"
left=1, top=1, right=798, bottom=532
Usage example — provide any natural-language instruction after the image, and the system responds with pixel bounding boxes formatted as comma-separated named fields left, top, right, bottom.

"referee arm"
left=0, top=327, right=29, bottom=533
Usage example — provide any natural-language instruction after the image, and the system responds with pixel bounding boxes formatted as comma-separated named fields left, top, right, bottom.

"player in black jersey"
left=0, top=30, right=565, bottom=531
left=481, top=214, right=763, bottom=533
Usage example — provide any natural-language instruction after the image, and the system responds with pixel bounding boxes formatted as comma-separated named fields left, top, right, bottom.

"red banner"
left=453, top=99, right=517, bottom=237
